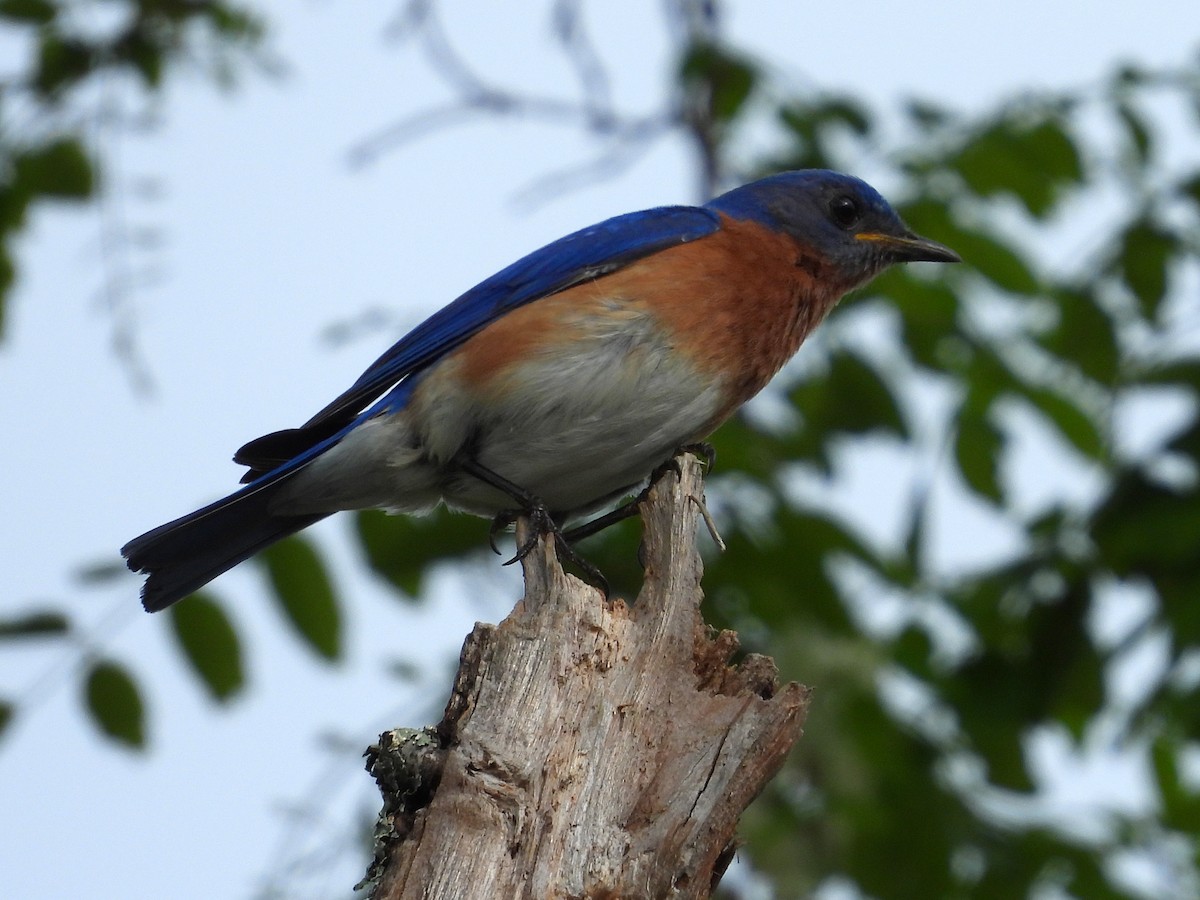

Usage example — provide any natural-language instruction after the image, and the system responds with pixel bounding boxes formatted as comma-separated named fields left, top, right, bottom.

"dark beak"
left=856, top=231, right=961, bottom=264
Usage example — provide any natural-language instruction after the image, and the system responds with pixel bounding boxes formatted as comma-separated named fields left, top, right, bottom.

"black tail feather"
left=122, top=479, right=328, bottom=612
left=233, top=422, right=344, bottom=483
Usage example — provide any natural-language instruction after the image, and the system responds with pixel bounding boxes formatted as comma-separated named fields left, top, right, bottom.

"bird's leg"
left=561, top=442, right=718, bottom=544
left=459, top=458, right=610, bottom=596
left=560, top=497, right=643, bottom=545
left=458, top=458, right=553, bottom=562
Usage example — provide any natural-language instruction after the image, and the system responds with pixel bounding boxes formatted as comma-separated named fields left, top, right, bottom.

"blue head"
left=706, top=170, right=959, bottom=287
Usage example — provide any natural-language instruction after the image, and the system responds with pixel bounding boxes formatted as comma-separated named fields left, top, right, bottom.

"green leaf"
left=820, top=97, right=871, bottom=135
left=0, top=184, right=31, bottom=233
left=899, top=199, right=1039, bottom=295
left=0, top=609, right=69, bottom=639
left=791, top=350, right=908, bottom=441
left=965, top=343, right=1017, bottom=401
left=771, top=98, right=875, bottom=170
left=1018, top=386, right=1105, bottom=460
left=1156, top=573, right=1200, bottom=653
left=1025, top=117, right=1084, bottom=178
left=356, top=508, right=484, bottom=597
left=783, top=96, right=873, bottom=143
left=1152, top=737, right=1200, bottom=833
left=205, top=6, right=266, bottom=41
left=1093, top=471, right=1200, bottom=576
left=951, top=654, right=1037, bottom=791
left=1167, top=418, right=1200, bottom=464
left=1136, top=681, right=1200, bottom=749
left=75, top=560, right=128, bottom=584
left=169, top=592, right=245, bottom=702
left=0, top=0, right=55, bottom=24
left=905, top=98, right=953, bottom=130
left=827, top=697, right=958, bottom=898
left=1118, top=219, right=1174, bottom=319
left=947, top=564, right=1099, bottom=751
left=1040, top=288, right=1120, bottom=385
left=709, top=505, right=871, bottom=633
left=944, top=225, right=1040, bottom=295
left=1112, top=63, right=1150, bottom=88
left=876, top=272, right=959, bottom=371
left=1116, top=102, right=1153, bottom=165
left=121, top=27, right=165, bottom=88
left=950, top=116, right=1083, bottom=218
left=955, top=403, right=1005, bottom=503
left=0, top=698, right=13, bottom=737
left=680, top=42, right=757, bottom=124
left=14, top=138, right=96, bottom=199
left=830, top=352, right=908, bottom=438
left=83, top=660, right=145, bottom=749
left=571, top=508, right=646, bottom=601
left=709, top=413, right=792, bottom=480
left=891, top=626, right=935, bottom=680
left=1028, top=584, right=1103, bottom=740
left=258, top=536, right=341, bottom=661
left=950, top=587, right=1099, bottom=779
left=1182, top=172, right=1200, bottom=208
left=34, top=32, right=94, bottom=95
left=1145, top=358, right=1200, bottom=394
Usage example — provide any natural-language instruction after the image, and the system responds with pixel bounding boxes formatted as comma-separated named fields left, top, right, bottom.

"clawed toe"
left=488, top=511, right=518, bottom=555
left=501, top=504, right=556, bottom=566
left=462, top=456, right=617, bottom=598
left=496, top=508, right=610, bottom=597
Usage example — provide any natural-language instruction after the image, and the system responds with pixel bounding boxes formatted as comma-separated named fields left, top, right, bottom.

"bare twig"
left=354, top=0, right=730, bottom=208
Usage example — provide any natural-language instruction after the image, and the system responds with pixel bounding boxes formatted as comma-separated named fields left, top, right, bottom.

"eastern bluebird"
left=123, top=169, right=959, bottom=611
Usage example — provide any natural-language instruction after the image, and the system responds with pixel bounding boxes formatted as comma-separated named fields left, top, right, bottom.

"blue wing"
left=124, top=202, right=722, bottom=610
left=234, top=204, right=721, bottom=475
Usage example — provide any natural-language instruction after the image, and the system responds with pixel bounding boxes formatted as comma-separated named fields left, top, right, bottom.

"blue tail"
left=123, top=395, right=397, bottom=612
left=122, top=473, right=326, bottom=612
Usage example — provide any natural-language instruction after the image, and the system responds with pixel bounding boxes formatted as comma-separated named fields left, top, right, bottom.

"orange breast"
left=449, top=215, right=845, bottom=425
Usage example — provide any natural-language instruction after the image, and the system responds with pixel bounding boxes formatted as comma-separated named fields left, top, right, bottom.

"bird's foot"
left=491, top=506, right=610, bottom=597
left=464, top=457, right=610, bottom=596
left=499, top=502, right=557, bottom=567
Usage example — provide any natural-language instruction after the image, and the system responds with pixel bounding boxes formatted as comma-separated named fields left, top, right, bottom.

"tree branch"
left=359, top=452, right=809, bottom=898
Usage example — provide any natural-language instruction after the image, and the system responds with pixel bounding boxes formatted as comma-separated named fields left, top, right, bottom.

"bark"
left=359, top=452, right=810, bottom=899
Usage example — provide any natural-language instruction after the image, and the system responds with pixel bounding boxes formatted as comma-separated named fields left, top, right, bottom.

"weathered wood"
left=361, top=453, right=810, bottom=899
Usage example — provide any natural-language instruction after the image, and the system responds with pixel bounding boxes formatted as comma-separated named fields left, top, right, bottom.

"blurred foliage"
left=3, top=2, right=1200, bottom=898
left=83, top=657, right=144, bottom=747
left=0, top=0, right=262, bottom=752
left=168, top=591, right=244, bottom=702
left=680, top=40, right=1200, bottom=900
left=0, top=0, right=263, bottom=337
left=257, top=536, right=343, bottom=662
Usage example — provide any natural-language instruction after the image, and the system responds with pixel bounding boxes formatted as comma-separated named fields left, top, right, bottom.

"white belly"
left=272, top=312, right=724, bottom=519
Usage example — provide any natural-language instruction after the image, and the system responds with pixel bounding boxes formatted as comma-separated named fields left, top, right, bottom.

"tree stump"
left=360, top=452, right=810, bottom=899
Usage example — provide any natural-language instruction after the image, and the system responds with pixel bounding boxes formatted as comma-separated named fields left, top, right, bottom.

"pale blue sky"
left=2, top=3, right=1197, bottom=897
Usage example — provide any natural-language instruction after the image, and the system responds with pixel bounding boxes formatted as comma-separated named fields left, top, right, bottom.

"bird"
left=122, top=169, right=959, bottom=612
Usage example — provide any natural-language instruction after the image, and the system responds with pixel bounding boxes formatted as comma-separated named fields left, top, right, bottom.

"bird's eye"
left=828, top=195, right=861, bottom=230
